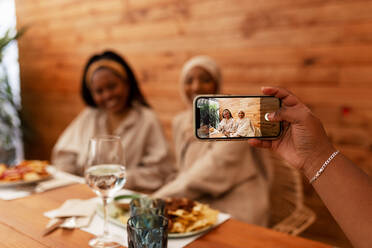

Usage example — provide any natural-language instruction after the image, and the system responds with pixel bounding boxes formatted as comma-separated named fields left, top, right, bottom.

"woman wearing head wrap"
left=153, top=56, right=272, bottom=225
left=217, top=109, right=235, bottom=137
left=231, top=110, right=256, bottom=137
left=52, top=50, right=173, bottom=192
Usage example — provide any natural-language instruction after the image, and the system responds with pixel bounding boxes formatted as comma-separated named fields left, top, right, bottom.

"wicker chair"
left=268, top=155, right=316, bottom=236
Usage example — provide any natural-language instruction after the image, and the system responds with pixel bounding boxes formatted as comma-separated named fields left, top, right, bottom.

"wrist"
left=302, top=144, right=337, bottom=181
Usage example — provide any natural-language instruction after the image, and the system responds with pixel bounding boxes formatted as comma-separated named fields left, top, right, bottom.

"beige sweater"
left=153, top=110, right=272, bottom=226
left=51, top=105, right=174, bottom=192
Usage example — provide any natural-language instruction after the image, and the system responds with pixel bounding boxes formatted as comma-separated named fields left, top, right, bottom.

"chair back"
left=269, top=155, right=316, bottom=235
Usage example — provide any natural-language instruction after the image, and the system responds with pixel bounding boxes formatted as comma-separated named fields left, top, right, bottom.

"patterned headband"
left=85, top=59, right=127, bottom=86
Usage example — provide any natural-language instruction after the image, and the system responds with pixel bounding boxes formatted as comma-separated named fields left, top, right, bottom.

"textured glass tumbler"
left=130, top=197, right=165, bottom=217
left=127, top=214, right=168, bottom=248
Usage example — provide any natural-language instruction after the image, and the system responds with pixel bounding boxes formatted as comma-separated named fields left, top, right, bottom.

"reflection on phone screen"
left=196, top=97, right=281, bottom=139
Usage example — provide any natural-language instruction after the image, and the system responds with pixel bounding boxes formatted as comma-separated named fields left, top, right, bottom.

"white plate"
left=96, top=203, right=216, bottom=239
left=0, top=175, right=52, bottom=188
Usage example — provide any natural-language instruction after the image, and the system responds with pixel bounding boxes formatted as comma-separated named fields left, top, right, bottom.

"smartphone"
left=194, top=95, right=282, bottom=140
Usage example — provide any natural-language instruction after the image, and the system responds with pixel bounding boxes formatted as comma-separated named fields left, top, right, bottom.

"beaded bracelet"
left=309, top=150, right=340, bottom=184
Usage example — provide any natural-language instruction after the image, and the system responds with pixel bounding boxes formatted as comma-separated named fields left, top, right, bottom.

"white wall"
left=0, top=0, right=20, bottom=105
left=0, top=0, right=23, bottom=161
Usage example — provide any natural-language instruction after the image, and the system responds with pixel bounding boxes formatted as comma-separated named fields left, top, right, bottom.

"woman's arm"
left=248, top=119, right=255, bottom=136
left=51, top=108, right=95, bottom=176
left=51, top=151, right=79, bottom=175
left=249, top=87, right=372, bottom=248
left=153, top=141, right=258, bottom=200
left=230, top=120, right=242, bottom=137
left=125, top=113, right=175, bottom=192
left=305, top=152, right=372, bottom=248
left=217, top=119, right=225, bottom=132
left=222, top=119, right=236, bottom=136
left=233, top=119, right=254, bottom=137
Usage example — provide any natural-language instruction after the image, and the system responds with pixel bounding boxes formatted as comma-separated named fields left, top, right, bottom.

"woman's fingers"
left=261, top=86, right=281, bottom=96
left=261, top=86, right=304, bottom=124
left=267, top=106, right=299, bottom=123
left=261, top=86, right=298, bottom=107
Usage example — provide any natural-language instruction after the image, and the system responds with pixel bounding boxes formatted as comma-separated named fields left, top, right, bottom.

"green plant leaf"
left=0, top=26, right=28, bottom=56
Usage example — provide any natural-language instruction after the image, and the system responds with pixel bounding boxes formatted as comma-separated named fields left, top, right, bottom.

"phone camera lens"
left=265, top=113, right=270, bottom=121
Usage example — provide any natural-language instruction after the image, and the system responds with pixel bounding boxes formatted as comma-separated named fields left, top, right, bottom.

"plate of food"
left=164, top=197, right=219, bottom=238
left=97, top=197, right=219, bottom=238
left=0, top=160, right=51, bottom=187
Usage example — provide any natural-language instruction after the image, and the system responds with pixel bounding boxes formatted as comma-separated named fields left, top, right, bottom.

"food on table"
left=107, top=194, right=142, bottom=224
left=0, top=165, right=6, bottom=175
left=23, top=172, right=41, bottom=181
left=0, top=160, right=49, bottom=183
left=113, top=194, right=141, bottom=211
left=111, top=196, right=219, bottom=234
left=108, top=202, right=131, bottom=224
left=164, top=197, right=219, bottom=233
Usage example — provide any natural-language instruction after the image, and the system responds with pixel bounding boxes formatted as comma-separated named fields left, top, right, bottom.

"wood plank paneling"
left=15, top=0, right=372, bottom=247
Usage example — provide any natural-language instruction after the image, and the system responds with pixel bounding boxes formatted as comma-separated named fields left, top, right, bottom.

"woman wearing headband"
left=217, top=109, right=235, bottom=137
left=153, top=56, right=273, bottom=225
left=52, top=51, right=172, bottom=192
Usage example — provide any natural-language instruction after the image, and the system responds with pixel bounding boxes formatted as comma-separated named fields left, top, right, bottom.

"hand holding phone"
left=194, top=95, right=282, bottom=140
left=248, top=87, right=336, bottom=171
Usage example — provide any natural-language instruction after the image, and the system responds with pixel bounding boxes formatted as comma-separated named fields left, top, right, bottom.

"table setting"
left=42, top=191, right=230, bottom=247
left=0, top=184, right=331, bottom=248
left=40, top=135, right=230, bottom=248
left=0, top=135, right=332, bottom=248
left=0, top=135, right=232, bottom=247
left=0, top=162, right=85, bottom=200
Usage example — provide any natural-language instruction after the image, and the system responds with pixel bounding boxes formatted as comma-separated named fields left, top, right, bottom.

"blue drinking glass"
left=127, top=214, right=168, bottom=248
left=130, top=197, right=165, bottom=217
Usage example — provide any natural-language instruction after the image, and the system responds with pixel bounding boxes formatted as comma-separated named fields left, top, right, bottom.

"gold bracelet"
left=309, top=150, right=340, bottom=184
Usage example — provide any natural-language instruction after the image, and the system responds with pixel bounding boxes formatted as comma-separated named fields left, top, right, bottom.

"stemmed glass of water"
left=85, top=135, right=126, bottom=247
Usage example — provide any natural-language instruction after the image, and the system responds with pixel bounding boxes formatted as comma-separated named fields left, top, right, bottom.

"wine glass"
left=85, top=135, right=126, bottom=248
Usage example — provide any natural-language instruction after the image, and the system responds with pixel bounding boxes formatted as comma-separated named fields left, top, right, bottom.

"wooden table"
left=0, top=184, right=331, bottom=248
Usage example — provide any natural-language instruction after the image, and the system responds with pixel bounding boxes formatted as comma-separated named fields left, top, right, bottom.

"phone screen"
left=194, top=95, right=282, bottom=139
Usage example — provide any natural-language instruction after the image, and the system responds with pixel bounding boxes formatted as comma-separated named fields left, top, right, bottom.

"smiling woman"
left=90, top=68, right=129, bottom=114
left=51, top=50, right=174, bottom=193
left=152, top=56, right=272, bottom=226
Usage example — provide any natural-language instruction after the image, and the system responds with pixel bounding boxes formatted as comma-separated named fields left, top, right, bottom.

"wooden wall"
left=15, top=0, right=372, bottom=247
left=218, top=98, right=261, bottom=128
